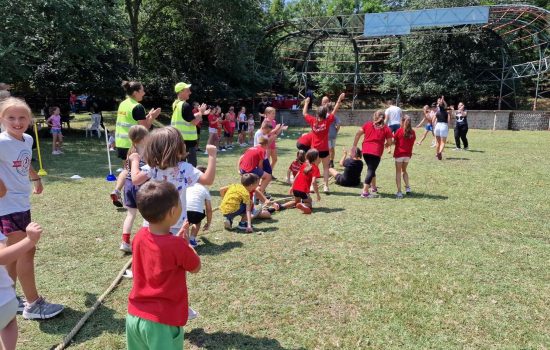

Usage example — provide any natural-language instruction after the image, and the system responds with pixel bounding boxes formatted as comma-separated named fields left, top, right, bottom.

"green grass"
left=15, top=124, right=550, bottom=349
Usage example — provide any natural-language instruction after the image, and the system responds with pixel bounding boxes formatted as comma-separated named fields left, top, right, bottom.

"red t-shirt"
left=222, top=119, right=232, bottom=133
left=227, top=112, right=236, bottom=129
left=292, top=163, right=321, bottom=193
left=208, top=114, right=218, bottom=128
left=361, top=121, right=392, bottom=157
left=304, top=114, right=334, bottom=151
left=128, top=227, right=200, bottom=327
left=239, top=146, right=266, bottom=172
left=393, top=128, right=416, bottom=158
left=297, top=133, right=313, bottom=147
left=289, top=160, right=302, bottom=176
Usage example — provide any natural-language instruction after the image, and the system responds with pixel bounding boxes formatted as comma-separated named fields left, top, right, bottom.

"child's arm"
left=219, top=185, right=229, bottom=198
left=0, top=178, right=6, bottom=198
left=29, top=166, right=43, bottom=194
left=302, top=97, right=310, bottom=117
left=188, top=252, right=201, bottom=274
left=286, top=168, right=292, bottom=183
left=351, top=128, right=364, bottom=154
left=204, top=200, right=212, bottom=231
left=416, top=117, right=425, bottom=128
left=129, top=153, right=149, bottom=185
left=313, top=178, right=321, bottom=201
left=254, top=188, right=269, bottom=206
left=0, top=222, right=42, bottom=265
left=332, top=93, right=345, bottom=115
left=245, top=203, right=253, bottom=233
left=198, top=145, right=217, bottom=186
left=339, top=148, right=348, bottom=167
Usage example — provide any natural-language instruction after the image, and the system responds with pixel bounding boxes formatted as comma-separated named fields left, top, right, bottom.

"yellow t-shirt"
left=220, top=184, right=251, bottom=215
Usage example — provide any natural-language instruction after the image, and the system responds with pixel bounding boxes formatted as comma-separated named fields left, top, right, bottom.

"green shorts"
left=126, top=314, right=184, bottom=350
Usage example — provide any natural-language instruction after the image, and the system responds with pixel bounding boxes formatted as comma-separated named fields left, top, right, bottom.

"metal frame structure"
left=258, top=5, right=549, bottom=110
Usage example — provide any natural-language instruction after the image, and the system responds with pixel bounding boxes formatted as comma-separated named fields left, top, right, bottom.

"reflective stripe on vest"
left=115, top=97, right=140, bottom=148
left=171, top=100, right=198, bottom=141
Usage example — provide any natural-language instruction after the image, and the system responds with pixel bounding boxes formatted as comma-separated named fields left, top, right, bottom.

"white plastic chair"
left=85, top=113, right=102, bottom=138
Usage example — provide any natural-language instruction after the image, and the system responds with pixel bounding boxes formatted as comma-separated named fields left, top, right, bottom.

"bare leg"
left=190, top=223, right=200, bottom=239
left=435, top=136, right=442, bottom=155
left=328, top=168, right=339, bottom=177
left=0, top=318, right=17, bottom=350
left=7, top=231, right=39, bottom=303
left=115, top=169, right=127, bottom=192
left=259, top=173, right=272, bottom=193
left=439, top=137, right=447, bottom=154
left=122, top=208, right=137, bottom=235
left=417, top=130, right=428, bottom=145
left=321, top=156, right=330, bottom=189
left=402, top=162, right=410, bottom=188
left=395, top=162, right=403, bottom=193
left=270, top=148, right=278, bottom=173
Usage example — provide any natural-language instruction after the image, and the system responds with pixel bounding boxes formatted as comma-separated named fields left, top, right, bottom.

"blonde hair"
left=143, top=126, right=187, bottom=169
left=0, top=97, right=33, bottom=124
left=128, top=125, right=149, bottom=156
left=264, top=106, right=276, bottom=116
left=257, top=136, right=268, bottom=146
left=373, top=110, right=385, bottom=126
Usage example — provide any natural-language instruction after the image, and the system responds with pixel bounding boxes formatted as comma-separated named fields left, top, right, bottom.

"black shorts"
left=335, top=174, right=359, bottom=187
left=239, top=124, right=248, bottom=132
left=117, top=147, right=129, bottom=160
left=293, top=190, right=308, bottom=200
left=319, top=150, right=330, bottom=159
left=187, top=211, right=206, bottom=225
left=296, top=142, right=310, bottom=152
left=224, top=131, right=231, bottom=138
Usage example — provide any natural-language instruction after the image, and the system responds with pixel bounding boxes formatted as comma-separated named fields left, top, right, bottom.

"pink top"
left=47, top=115, right=62, bottom=130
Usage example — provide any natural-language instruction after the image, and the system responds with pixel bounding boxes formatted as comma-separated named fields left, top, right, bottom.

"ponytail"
left=121, top=80, right=143, bottom=96
left=402, top=115, right=413, bottom=139
left=373, top=110, right=385, bottom=127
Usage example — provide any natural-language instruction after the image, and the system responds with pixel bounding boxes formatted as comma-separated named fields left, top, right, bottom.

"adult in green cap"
left=171, top=82, right=209, bottom=167
left=110, top=80, right=160, bottom=208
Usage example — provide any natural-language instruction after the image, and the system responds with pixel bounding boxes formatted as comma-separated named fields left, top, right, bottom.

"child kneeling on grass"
left=126, top=181, right=200, bottom=350
left=281, top=149, right=321, bottom=214
left=220, top=173, right=260, bottom=233
left=0, top=223, right=42, bottom=350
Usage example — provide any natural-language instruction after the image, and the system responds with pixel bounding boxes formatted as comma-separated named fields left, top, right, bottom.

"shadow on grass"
left=326, top=189, right=362, bottom=196
left=41, top=292, right=125, bottom=349
left=465, top=149, right=484, bottom=153
left=197, top=237, right=243, bottom=256
left=314, top=207, right=345, bottom=213
left=407, top=192, right=448, bottom=200
left=445, top=157, right=470, bottom=161
left=187, top=328, right=305, bottom=350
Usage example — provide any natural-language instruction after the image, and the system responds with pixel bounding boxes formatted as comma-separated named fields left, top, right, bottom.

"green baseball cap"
left=174, top=82, right=191, bottom=93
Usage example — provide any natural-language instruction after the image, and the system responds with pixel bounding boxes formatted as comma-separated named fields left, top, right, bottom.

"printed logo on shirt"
left=13, top=149, right=32, bottom=176
left=312, top=123, right=327, bottom=133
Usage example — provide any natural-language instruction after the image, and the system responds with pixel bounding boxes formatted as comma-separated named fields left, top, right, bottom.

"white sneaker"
left=122, top=269, right=133, bottom=278
left=323, top=185, right=329, bottom=193
left=396, top=192, right=404, bottom=199
left=203, top=151, right=208, bottom=155
left=119, top=242, right=132, bottom=253
left=188, top=307, right=199, bottom=321
left=405, top=186, right=411, bottom=194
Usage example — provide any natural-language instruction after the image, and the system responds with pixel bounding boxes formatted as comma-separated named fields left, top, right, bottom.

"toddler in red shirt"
left=286, top=150, right=306, bottom=184
left=281, top=149, right=321, bottom=214
left=126, top=181, right=200, bottom=350
left=393, top=115, right=416, bottom=199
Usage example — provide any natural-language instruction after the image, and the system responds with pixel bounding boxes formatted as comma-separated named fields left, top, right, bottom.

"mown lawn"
left=16, top=117, right=550, bottom=349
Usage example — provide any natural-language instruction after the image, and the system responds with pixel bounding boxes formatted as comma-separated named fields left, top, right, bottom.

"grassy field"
left=14, top=114, right=550, bottom=349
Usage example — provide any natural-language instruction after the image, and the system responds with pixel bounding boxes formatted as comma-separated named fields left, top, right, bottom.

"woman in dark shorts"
left=328, top=147, right=363, bottom=187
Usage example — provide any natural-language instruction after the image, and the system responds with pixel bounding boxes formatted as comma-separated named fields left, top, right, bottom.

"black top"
left=132, top=104, right=146, bottom=121
left=341, top=158, right=363, bottom=186
left=435, top=105, right=448, bottom=123
left=181, top=102, right=195, bottom=123
left=455, top=110, right=467, bottom=124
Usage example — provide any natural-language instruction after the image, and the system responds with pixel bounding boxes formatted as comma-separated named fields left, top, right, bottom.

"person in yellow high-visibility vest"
left=110, top=80, right=161, bottom=208
left=171, top=82, right=209, bottom=167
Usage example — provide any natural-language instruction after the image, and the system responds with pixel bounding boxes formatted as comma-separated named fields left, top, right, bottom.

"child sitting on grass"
left=286, top=150, right=306, bottom=184
left=0, top=223, right=42, bottom=350
left=282, top=149, right=321, bottom=214
left=126, top=181, right=200, bottom=350
left=220, top=173, right=260, bottom=233
left=328, top=147, right=364, bottom=188
left=185, top=166, right=212, bottom=248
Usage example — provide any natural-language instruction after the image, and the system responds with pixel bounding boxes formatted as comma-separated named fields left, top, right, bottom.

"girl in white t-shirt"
left=0, top=97, right=64, bottom=320
left=185, top=166, right=212, bottom=248
left=0, top=223, right=42, bottom=350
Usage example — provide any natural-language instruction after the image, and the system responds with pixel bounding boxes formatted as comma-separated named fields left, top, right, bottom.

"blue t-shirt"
left=328, top=116, right=341, bottom=139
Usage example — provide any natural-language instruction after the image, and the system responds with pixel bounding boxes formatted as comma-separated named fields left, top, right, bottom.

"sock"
left=122, top=233, right=131, bottom=244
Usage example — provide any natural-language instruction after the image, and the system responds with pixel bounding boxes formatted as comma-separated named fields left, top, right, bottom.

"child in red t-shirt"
left=296, top=132, right=312, bottom=152
left=281, top=149, right=321, bottom=214
left=286, top=150, right=306, bottom=184
left=238, top=137, right=272, bottom=194
left=393, top=115, right=416, bottom=199
left=302, top=93, right=345, bottom=193
left=126, top=181, right=200, bottom=350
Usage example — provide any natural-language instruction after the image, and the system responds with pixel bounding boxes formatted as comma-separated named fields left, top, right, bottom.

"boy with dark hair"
left=126, top=181, right=201, bottom=350
left=219, top=173, right=260, bottom=233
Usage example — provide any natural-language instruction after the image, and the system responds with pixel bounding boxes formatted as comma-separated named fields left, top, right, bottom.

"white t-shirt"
left=0, top=132, right=33, bottom=216
left=141, top=161, right=202, bottom=232
left=186, top=183, right=211, bottom=213
left=385, top=105, right=402, bottom=126
left=0, top=232, right=16, bottom=307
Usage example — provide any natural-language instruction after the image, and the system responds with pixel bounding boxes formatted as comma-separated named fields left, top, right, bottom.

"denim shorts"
left=224, top=203, right=247, bottom=221
left=51, top=129, right=62, bottom=135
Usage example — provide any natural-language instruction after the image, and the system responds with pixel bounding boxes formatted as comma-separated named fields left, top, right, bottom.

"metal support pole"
left=397, top=38, right=403, bottom=105
left=351, top=38, right=360, bottom=111
left=533, top=37, right=543, bottom=111
left=498, top=48, right=507, bottom=111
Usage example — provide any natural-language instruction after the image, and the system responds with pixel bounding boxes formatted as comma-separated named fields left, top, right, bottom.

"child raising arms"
left=0, top=97, right=64, bottom=319
left=126, top=181, right=200, bottom=350
left=119, top=125, right=149, bottom=253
